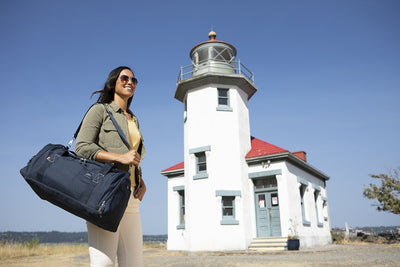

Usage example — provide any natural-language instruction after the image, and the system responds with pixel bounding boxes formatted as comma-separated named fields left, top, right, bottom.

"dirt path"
left=1, top=243, right=399, bottom=267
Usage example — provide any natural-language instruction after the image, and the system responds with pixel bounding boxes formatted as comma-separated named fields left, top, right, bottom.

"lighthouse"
left=162, top=32, right=332, bottom=251
left=166, top=31, right=257, bottom=251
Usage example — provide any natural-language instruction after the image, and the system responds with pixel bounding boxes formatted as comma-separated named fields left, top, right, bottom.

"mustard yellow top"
left=127, top=119, right=142, bottom=187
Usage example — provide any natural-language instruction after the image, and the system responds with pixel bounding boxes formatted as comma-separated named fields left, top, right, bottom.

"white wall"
left=284, top=162, right=332, bottom=248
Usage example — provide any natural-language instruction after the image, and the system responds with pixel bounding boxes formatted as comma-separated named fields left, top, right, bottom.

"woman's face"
left=114, top=69, right=136, bottom=100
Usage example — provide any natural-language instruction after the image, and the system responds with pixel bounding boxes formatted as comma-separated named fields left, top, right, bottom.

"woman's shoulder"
left=87, top=102, right=106, bottom=114
left=83, top=103, right=106, bottom=121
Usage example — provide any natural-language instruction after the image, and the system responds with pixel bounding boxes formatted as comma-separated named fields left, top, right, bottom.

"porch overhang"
left=246, top=152, right=330, bottom=181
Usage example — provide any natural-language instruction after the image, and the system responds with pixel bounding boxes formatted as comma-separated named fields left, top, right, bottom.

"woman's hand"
left=134, top=179, right=146, bottom=201
left=96, top=150, right=141, bottom=167
left=116, top=150, right=141, bottom=167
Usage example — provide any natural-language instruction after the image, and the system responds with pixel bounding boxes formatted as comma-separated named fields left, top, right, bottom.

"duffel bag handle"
left=99, top=162, right=114, bottom=175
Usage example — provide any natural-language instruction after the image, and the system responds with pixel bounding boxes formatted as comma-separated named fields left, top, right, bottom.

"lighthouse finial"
left=208, top=29, right=216, bottom=41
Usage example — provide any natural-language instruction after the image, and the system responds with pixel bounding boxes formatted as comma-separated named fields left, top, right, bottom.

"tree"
left=363, top=167, right=400, bottom=215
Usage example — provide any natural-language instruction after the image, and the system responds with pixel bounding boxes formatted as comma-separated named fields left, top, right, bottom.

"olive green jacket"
left=75, top=102, right=145, bottom=172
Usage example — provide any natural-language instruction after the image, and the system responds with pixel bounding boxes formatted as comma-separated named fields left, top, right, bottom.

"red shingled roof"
left=245, top=136, right=288, bottom=158
left=162, top=137, right=290, bottom=172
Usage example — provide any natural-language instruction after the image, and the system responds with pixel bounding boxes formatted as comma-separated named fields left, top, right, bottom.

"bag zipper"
left=97, top=179, right=130, bottom=215
left=98, top=201, right=106, bottom=213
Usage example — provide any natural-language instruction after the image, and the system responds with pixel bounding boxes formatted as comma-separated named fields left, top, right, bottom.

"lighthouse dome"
left=190, top=31, right=237, bottom=76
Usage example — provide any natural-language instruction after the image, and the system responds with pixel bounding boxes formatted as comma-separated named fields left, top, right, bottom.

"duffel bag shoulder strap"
left=104, top=104, right=143, bottom=191
left=68, top=103, right=99, bottom=148
left=103, top=105, right=143, bottom=157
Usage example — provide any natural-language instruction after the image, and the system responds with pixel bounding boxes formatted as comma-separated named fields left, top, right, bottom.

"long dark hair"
left=91, top=66, right=134, bottom=109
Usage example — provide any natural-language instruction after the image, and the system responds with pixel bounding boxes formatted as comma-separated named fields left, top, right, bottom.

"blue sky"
left=1, top=0, right=399, bottom=234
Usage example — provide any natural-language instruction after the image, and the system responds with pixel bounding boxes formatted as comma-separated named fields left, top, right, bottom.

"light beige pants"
left=87, top=195, right=143, bottom=267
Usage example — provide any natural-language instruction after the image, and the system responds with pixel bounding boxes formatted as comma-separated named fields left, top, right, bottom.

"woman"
left=76, top=66, right=146, bottom=267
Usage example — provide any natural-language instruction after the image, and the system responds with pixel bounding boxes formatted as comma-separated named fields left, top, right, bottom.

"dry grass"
left=0, top=241, right=166, bottom=261
left=1, top=242, right=400, bottom=267
left=0, top=242, right=88, bottom=260
left=143, top=242, right=167, bottom=249
left=333, top=235, right=400, bottom=245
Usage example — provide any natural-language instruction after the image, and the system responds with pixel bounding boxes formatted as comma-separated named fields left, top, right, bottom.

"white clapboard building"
left=161, top=32, right=332, bottom=251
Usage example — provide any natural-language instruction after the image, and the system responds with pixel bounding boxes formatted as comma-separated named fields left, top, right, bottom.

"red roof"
left=161, top=161, right=184, bottom=173
left=162, top=137, right=291, bottom=172
left=245, top=137, right=288, bottom=158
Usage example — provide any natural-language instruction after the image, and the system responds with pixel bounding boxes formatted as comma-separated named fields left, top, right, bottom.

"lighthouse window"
left=178, top=190, right=185, bottom=228
left=314, top=188, right=323, bottom=227
left=216, top=190, right=240, bottom=225
left=184, top=98, right=187, bottom=122
left=221, top=196, right=239, bottom=225
left=217, top=88, right=232, bottom=111
left=299, top=183, right=311, bottom=226
left=254, top=177, right=277, bottom=189
left=322, top=198, right=329, bottom=222
left=196, top=152, right=207, bottom=173
left=173, top=186, right=185, bottom=229
left=218, top=88, right=229, bottom=105
left=222, top=196, right=234, bottom=217
left=189, top=146, right=210, bottom=179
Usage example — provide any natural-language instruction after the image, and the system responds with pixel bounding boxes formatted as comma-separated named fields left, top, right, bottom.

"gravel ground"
left=1, top=243, right=399, bottom=266
left=144, top=244, right=400, bottom=267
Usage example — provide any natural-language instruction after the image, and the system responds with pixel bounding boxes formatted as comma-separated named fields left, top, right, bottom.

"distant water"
left=0, top=231, right=167, bottom=244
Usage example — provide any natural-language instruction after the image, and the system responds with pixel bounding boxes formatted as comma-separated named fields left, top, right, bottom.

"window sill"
left=193, top=173, right=208, bottom=180
left=176, top=224, right=185, bottom=230
left=220, top=219, right=239, bottom=225
left=216, top=106, right=233, bottom=112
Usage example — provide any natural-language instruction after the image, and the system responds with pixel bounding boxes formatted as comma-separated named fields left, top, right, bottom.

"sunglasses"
left=120, top=75, right=138, bottom=85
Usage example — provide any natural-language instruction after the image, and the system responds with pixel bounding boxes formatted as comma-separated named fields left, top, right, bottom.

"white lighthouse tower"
left=170, top=31, right=257, bottom=250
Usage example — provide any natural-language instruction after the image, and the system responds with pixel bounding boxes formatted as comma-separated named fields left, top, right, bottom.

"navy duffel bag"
left=19, top=104, right=135, bottom=232
left=20, top=143, right=131, bottom=232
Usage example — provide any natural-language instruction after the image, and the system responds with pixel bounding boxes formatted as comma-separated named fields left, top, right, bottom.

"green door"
left=255, top=191, right=281, bottom=237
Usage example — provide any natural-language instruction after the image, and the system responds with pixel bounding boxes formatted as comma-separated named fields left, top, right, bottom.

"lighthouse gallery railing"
left=177, top=59, right=255, bottom=84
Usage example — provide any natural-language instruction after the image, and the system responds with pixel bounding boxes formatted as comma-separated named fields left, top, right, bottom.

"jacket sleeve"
left=75, top=104, right=104, bottom=160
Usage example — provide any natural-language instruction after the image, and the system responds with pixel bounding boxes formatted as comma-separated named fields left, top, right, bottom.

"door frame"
left=253, top=177, right=281, bottom=238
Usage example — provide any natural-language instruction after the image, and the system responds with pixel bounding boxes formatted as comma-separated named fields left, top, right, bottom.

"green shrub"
left=22, top=237, right=39, bottom=248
